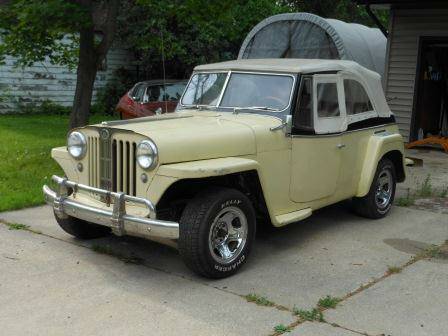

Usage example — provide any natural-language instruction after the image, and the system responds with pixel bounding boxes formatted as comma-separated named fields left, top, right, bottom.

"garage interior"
left=408, top=38, right=448, bottom=150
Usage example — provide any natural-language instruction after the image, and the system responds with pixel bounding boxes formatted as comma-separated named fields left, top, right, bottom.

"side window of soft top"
left=343, top=79, right=373, bottom=115
left=294, top=74, right=346, bottom=135
left=316, top=82, right=340, bottom=118
left=293, top=76, right=314, bottom=132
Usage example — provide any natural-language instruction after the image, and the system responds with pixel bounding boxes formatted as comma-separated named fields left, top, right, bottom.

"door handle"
left=336, top=144, right=346, bottom=149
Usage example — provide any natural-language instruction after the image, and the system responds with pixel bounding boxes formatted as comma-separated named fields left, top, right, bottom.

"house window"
left=316, top=82, right=340, bottom=117
left=344, top=79, right=373, bottom=115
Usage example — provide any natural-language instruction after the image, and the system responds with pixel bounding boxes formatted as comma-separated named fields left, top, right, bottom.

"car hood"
left=95, top=111, right=285, bottom=164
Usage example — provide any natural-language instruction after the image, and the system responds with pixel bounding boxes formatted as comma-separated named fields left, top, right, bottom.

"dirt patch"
left=433, top=241, right=448, bottom=260
left=384, top=239, right=448, bottom=263
left=383, top=238, right=431, bottom=255
left=412, top=198, right=448, bottom=214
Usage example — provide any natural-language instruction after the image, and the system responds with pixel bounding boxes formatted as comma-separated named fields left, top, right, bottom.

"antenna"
left=160, top=28, right=168, bottom=115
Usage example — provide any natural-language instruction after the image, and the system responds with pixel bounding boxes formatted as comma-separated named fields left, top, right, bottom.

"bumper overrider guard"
left=43, top=175, right=179, bottom=240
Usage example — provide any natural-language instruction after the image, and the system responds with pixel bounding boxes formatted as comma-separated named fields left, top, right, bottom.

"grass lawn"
left=0, top=114, right=116, bottom=212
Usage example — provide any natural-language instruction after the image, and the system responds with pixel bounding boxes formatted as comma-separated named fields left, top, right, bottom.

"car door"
left=289, top=74, right=347, bottom=203
left=338, top=77, right=378, bottom=197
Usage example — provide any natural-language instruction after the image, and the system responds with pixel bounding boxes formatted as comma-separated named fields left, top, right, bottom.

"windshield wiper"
left=180, top=105, right=217, bottom=111
left=181, top=105, right=200, bottom=110
left=232, top=106, right=278, bottom=114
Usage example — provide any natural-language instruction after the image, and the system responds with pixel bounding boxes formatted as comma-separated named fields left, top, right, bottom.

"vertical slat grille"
left=95, top=137, right=100, bottom=187
left=112, top=137, right=137, bottom=196
left=89, top=131, right=137, bottom=196
left=88, top=136, right=100, bottom=188
left=131, top=143, right=136, bottom=196
left=100, top=136, right=112, bottom=191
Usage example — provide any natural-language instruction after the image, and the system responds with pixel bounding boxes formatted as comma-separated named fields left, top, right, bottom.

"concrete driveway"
left=1, top=203, right=447, bottom=336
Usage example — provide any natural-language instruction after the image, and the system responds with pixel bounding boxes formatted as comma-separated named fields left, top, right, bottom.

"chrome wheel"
left=208, top=206, right=248, bottom=264
left=375, top=168, right=393, bottom=210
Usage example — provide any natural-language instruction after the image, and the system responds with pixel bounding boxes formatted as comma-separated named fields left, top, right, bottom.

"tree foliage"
left=283, top=0, right=389, bottom=27
left=118, top=0, right=388, bottom=80
left=117, top=0, right=289, bottom=79
left=0, top=0, right=389, bottom=126
left=0, top=0, right=120, bottom=128
left=0, top=0, right=89, bottom=68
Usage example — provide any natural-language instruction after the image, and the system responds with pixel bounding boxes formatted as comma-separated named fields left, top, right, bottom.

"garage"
left=411, top=37, right=448, bottom=149
left=357, top=0, right=448, bottom=146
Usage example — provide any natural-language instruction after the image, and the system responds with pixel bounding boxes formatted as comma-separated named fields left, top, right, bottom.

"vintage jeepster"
left=43, top=59, right=406, bottom=278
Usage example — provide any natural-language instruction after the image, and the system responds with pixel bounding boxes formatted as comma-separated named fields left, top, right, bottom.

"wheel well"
left=382, top=150, right=405, bottom=182
left=156, top=170, right=269, bottom=222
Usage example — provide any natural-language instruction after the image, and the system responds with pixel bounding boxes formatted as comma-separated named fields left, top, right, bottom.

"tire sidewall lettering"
left=214, top=254, right=246, bottom=272
left=209, top=197, right=251, bottom=273
left=220, top=199, right=242, bottom=209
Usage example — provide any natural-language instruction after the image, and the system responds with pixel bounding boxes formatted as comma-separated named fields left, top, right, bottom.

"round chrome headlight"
left=67, top=131, right=87, bottom=159
left=136, top=140, right=158, bottom=170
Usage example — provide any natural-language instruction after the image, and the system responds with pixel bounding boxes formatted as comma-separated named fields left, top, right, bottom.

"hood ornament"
left=100, top=128, right=110, bottom=140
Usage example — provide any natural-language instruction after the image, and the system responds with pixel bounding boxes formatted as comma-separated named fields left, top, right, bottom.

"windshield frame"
left=179, top=70, right=230, bottom=109
left=179, top=70, right=296, bottom=114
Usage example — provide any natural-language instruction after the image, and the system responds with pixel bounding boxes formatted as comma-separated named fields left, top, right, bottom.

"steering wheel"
left=259, top=96, right=285, bottom=109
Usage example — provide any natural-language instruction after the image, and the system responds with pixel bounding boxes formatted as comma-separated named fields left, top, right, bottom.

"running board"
left=275, top=208, right=312, bottom=227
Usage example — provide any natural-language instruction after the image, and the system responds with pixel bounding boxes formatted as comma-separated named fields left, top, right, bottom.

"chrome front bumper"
left=43, top=175, right=179, bottom=240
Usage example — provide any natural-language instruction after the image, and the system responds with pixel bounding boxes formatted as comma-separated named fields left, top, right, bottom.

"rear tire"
left=353, top=158, right=396, bottom=219
left=178, top=187, right=256, bottom=279
left=54, top=212, right=111, bottom=239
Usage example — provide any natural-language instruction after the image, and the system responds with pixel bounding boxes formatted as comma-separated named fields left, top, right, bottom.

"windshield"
left=181, top=71, right=294, bottom=112
left=181, top=73, right=227, bottom=106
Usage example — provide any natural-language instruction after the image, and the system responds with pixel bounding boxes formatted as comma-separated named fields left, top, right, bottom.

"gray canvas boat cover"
left=238, top=13, right=386, bottom=77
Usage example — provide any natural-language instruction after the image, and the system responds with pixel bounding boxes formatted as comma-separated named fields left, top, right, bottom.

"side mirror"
left=155, top=107, right=163, bottom=115
left=269, top=114, right=293, bottom=134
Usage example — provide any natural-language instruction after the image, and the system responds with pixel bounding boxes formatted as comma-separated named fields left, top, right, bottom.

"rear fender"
left=356, top=134, right=405, bottom=197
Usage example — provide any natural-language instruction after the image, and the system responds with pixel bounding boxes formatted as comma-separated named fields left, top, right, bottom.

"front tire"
left=178, top=187, right=256, bottom=278
left=353, top=158, right=396, bottom=219
left=54, top=212, right=111, bottom=239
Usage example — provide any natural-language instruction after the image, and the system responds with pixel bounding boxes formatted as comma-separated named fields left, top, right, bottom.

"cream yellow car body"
left=50, top=110, right=404, bottom=228
left=44, top=59, right=407, bottom=277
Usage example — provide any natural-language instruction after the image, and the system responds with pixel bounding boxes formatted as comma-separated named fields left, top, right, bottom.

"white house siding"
left=384, top=8, right=448, bottom=141
left=0, top=47, right=135, bottom=114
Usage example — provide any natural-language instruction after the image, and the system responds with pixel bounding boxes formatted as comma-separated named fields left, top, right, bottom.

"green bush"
left=90, top=102, right=106, bottom=115
left=95, top=67, right=137, bottom=115
left=18, top=100, right=71, bottom=115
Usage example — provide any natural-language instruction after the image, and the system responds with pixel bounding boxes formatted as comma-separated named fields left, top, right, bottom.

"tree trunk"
left=69, top=0, right=120, bottom=129
left=69, top=25, right=98, bottom=129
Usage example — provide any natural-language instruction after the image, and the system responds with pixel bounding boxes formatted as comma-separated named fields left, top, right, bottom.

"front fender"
left=156, top=157, right=261, bottom=179
left=356, top=133, right=405, bottom=197
left=51, top=147, right=79, bottom=181
left=147, top=157, right=263, bottom=206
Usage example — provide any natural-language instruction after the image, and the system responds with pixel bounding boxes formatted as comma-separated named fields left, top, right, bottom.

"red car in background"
left=116, top=79, right=188, bottom=119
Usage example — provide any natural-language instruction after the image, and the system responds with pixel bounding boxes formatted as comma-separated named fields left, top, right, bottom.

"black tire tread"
left=353, top=158, right=396, bottom=219
left=178, top=187, right=254, bottom=278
